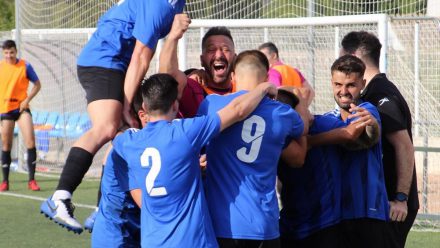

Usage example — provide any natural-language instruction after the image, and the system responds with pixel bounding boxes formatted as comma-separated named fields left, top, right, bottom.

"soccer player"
left=114, top=73, right=276, bottom=247
left=164, top=25, right=237, bottom=117
left=83, top=90, right=145, bottom=233
left=0, top=39, right=41, bottom=192
left=198, top=50, right=309, bottom=248
left=259, top=42, right=315, bottom=103
left=323, top=55, right=389, bottom=248
left=91, top=91, right=147, bottom=248
left=277, top=90, right=381, bottom=248
left=41, top=0, right=186, bottom=233
left=341, top=31, right=418, bottom=248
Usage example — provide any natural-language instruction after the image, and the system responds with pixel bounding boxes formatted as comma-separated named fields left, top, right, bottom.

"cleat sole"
left=40, top=211, right=83, bottom=234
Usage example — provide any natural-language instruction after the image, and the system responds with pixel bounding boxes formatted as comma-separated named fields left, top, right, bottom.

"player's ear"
left=231, top=71, right=236, bottom=82
left=361, top=78, right=366, bottom=89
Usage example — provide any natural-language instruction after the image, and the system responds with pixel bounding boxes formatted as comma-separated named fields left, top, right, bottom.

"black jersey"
left=361, top=73, right=419, bottom=210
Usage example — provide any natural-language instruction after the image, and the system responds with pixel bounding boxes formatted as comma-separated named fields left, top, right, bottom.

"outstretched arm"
left=159, top=13, right=191, bottom=95
left=123, top=40, right=155, bottom=128
left=217, top=82, right=277, bottom=131
left=308, top=104, right=380, bottom=150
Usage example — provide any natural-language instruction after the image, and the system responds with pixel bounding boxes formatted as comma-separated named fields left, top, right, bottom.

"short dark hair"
left=276, top=89, right=299, bottom=109
left=258, top=42, right=279, bottom=57
left=341, top=31, right=382, bottom=67
left=131, top=90, right=144, bottom=128
left=132, top=90, right=143, bottom=113
left=183, top=68, right=198, bottom=76
left=331, top=54, right=366, bottom=77
left=233, top=50, right=270, bottom=73
left=201, top=26, right=234, bottom=51
left=2, top=40, right=16, bottom=50
left=141, top=73, right=178, bottom=115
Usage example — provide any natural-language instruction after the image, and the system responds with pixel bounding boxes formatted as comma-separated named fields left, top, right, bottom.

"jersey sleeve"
left=196, top=96, right=210, bottom=116
left=370, top=95, right=406, bottom=134
left=112, top=130, right=142, bottom=190
left=181, top=114, right=221, bottom=150
left=285, top=107, right=304, bottom=139
left=132, top=0, right=178, bottom=50
left=310, top=115, right=346, bottom=134
left=25, top=62, right=39, bottom=83
left=348, top=102, right=381, bottom=126
left=110, top=149, right=131, bottom=192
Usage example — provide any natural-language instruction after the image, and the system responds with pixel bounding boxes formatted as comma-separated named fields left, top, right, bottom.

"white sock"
left=51, top=190, right=72, bottom=201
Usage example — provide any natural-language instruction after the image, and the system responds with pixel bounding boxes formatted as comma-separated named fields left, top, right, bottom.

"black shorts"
left=340, top=218, right=391, bottom=248
left=77, top=66, right=125, bottom=104
left=386, top=208, right=418, bottom=248
left=0, top=108, right=31, bottom=121
left=217, top=237, right=280, bottom=248
left=280, top=224, right=341, bottom=248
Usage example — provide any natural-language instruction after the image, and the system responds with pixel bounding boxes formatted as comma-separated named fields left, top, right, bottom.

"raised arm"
left=300, top=78, right=315, bottom=106
left=159, top=14, right=191, bottom=90
left=123, top=40, right=155, bottom=128
left=293, top=88, right=312, bottom=135
left=217, top=82, right=276, bottom=131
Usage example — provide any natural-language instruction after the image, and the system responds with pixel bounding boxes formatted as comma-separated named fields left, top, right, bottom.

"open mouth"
left=212, top=61, right=227, bottom=76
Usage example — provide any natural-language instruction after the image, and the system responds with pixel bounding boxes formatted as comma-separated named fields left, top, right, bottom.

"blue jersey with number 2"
left=113, top=115, right=220, bottom=248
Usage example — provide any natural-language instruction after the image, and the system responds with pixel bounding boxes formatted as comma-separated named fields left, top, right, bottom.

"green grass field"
left=0, top=172, right=439, bottom=248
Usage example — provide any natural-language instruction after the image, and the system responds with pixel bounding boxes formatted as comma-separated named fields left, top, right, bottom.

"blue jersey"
left=23, top=60, right=39, bottom=82
left=92, top=130, right=141, bottom=248
left=77, top=0, right=185, bottom=71
left=197, top=91, right=304, bottom=240
left=327, top=102, right=389, bottom=221
left=113, top=115, right=220, bottom=248
left=278, top=114, right=345, bottom=240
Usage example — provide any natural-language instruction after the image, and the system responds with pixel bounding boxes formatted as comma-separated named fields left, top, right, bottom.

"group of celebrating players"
left=30, top=0, right=418, bottom=248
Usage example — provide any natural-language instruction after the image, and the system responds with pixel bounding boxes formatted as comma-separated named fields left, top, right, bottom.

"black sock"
left=1, top=150, right=11, bottom=182
left=27, top=147, right=37, bottom=181
left=56, top=147, right=94, bottom=193
left=96, top=165, right=104, bottom=207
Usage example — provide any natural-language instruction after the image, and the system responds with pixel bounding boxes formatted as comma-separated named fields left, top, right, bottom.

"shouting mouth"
left=211, top=60, right=228, bottom=77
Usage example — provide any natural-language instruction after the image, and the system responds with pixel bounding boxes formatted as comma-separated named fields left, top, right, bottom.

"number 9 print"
left=236, top=115, right=266, bottom=163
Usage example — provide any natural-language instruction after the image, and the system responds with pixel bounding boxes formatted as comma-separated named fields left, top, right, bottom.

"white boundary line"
left=0, top=192, right=96, bottom=209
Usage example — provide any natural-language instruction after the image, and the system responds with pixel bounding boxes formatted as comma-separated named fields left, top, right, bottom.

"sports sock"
left=27, top=147, right=37, bottom=181
left=55, top=147, right=94, bottom=194
left=1, top=150, right=11, bottom=182
left=52, top=190, right=72, bottom=201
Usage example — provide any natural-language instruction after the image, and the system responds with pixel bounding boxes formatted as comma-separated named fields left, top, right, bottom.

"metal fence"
left=6, top=0, right=440, bottom=228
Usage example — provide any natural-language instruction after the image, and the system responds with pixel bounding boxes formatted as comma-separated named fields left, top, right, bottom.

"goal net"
left=3, top=0, right=439, bottom=228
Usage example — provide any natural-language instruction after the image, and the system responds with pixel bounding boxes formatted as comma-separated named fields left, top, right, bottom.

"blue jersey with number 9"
left=197, top=90, right=304, bottom=240
left=112, top=115, right=221, bottom=248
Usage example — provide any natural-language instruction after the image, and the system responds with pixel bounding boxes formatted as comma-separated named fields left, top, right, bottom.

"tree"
left=0, top=0, right=14, bottom=31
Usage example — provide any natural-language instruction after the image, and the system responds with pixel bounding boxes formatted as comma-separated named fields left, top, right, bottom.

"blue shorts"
left=0, top=108, right=31, bottom=121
